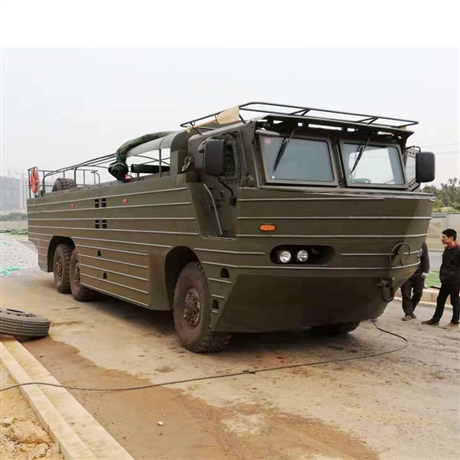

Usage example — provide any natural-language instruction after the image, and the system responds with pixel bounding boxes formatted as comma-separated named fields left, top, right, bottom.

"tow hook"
left=378, top=278, right=395, bottom=302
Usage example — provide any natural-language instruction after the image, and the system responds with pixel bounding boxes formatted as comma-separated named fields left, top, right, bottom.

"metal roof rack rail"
left=180, top=101, right=418, bottom=133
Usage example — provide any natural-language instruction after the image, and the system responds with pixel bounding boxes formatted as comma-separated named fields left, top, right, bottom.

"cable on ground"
left=0, top=320, right=408, bottom=393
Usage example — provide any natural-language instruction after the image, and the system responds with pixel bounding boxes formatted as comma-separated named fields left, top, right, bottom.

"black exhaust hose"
left=109, top=131, right=174, bottom=181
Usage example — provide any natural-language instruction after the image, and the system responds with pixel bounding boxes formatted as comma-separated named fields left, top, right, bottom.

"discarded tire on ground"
left=311, top=321, right=360, bottom=335
left=0, top=308, right=51, bottom=339
left=52, top=178, right=77, bottom=192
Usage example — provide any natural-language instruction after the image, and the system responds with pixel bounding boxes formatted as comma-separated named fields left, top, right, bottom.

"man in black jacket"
left=401, top=242, right=429, bottom=321
left=422, top=228, right=460, bottom=328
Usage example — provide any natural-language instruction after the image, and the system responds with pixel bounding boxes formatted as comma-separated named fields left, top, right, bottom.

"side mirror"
left=415, top=151, right=435, bottom=183
left=204, top=140, right=226, bottom=176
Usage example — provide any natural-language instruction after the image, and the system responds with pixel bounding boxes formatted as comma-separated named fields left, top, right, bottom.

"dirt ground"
left=1, top=267, right=460, bottom=460
left=0, top=363, right=63, bottom=460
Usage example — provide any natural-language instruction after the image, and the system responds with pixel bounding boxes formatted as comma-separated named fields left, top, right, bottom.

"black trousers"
left=433, top=281, right=460, bottom=324
left=401, top=274, right=425, bottom=315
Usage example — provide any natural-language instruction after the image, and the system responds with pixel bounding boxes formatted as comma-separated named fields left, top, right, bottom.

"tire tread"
left=52, top=178, right=77, bottom=192
left=174, top=262, right=231, bottom=353
left=54, top=244, right=73, bottom=293
left=0, top=310, right=50, bottom=338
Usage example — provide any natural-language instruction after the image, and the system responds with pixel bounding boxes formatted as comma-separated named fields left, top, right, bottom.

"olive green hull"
left=213, top=273, right=406, bottom=332
left=28, top=173, right=433, bottom=333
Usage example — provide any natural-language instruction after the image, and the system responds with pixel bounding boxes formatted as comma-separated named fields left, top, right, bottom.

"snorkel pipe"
left=109, top=131, right=173, bottom=181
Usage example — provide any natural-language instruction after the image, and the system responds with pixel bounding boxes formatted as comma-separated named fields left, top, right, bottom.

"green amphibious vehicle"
left=27, top=102, right=436, bottom=352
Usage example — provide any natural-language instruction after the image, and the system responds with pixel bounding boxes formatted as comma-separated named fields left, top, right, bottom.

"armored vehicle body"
left=27, top=102, right=436, bottom=352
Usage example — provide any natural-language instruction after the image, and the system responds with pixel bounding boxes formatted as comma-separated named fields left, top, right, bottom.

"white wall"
left=427, top=213, right=460, bottom=250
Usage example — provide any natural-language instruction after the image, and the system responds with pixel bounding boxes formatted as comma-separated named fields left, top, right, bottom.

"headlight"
left=296, top=249, right=309, bottom=262
left=278, top=250, right=292, bottom=263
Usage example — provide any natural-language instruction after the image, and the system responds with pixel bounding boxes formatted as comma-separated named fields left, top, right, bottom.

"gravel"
left=0, top=234, right=38, bottom=277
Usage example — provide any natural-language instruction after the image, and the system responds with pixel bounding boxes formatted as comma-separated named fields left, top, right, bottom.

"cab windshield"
left=342, top=143, right=405, bottom=186
left=260, top=136, right=335, bottom=184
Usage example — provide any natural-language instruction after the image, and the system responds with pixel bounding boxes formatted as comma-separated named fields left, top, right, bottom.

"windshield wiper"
left=273, top=129, right=295, bottom=172
left=349, top=134, right=372, bottom=176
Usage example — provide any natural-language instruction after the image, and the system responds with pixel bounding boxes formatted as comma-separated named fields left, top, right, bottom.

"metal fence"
left=0, top=221, right=28, bottom=231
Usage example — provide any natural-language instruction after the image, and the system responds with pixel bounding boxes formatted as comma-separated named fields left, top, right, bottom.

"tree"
left=423, top=178, right=460, bottom=212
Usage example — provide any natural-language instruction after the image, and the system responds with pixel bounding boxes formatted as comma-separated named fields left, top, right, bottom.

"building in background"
left=0, top=175, right=28, bottom=214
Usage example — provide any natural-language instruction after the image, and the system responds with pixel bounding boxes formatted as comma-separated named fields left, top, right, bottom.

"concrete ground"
left=1, top=267, right=459, bottom=460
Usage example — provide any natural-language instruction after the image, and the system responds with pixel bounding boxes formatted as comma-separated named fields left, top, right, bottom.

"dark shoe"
left=422, top=319, right=439, bottom=326
left=402, top=315, right=413, bottom=321
left=410, top=313, right=417, bottom=319
left=443, top=322, right=459, bottom=329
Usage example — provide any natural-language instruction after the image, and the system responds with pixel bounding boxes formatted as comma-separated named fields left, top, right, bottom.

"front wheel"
left=173, top=262, right=231, bottom=353
left=311, top=321, right=360, bottom=335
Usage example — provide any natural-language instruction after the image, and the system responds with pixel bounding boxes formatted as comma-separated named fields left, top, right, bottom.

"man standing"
left=422, top=228, right=460, bottom=328
left=401, top=242, right=429, bottom=321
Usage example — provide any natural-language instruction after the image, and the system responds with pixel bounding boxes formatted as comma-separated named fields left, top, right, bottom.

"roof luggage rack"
left=180, top=101, right=418, bottom=133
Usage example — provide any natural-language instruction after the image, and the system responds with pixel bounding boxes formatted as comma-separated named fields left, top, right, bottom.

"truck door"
left=203, top=134, right=240, bottom=238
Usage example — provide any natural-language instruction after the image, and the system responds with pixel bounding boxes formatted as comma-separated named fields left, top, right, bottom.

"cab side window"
left=221, top=141, right=238, bottom=178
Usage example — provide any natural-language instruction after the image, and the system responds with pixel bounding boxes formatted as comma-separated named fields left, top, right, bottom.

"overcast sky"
left=2, top=48, right=458, bottom=185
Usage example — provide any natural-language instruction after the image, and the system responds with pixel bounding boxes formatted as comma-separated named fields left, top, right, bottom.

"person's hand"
left=421, top=272, right=428, bottom=279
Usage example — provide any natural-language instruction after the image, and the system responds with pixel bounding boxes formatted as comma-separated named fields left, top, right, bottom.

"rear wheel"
left=311, top=321, right=360, bottom=335
left=53, top=243, right=73, bottom=293
left=69, top=249, right=95, bottom=301
left=173, top=262, right=231, bottom=353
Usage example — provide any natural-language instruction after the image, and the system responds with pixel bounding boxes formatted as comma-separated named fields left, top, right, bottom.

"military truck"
left=27, top=102, right=435, bottom=352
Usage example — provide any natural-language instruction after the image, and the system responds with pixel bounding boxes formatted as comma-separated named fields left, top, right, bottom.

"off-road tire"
left=311, top=321, right=361, bottom=335
left=69, top=249, right=95, bottom=301
left=173, top=262, right=232, bottom=353
left=53, top=243, right=73, bottom=293
left=52, top=178, right=77, bottom=192
left=0, top=308, right=50, bottom=339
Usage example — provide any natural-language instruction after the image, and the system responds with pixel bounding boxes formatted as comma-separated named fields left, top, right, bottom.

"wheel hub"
left=183, top=288, right=201, bottom=327
left=55, top=258, right=63, bottom=279
left=73, top=263, right=81, bottom=287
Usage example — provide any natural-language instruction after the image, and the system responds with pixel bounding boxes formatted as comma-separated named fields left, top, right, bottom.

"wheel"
left=311, top=321, right=361, bottom=335
left=52, top=178, right=77, bottom=192
left=173, top=262, right=232, bottom=353
left=53, top=243, right=73, bottom=293
left=0, top=308, right=50, bottom=339
left=69, top=249, right=95, bottom=301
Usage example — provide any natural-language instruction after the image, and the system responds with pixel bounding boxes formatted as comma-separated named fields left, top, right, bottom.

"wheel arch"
left=47, top=236, right=75, bottom=272
left=164, top=246, right=200, bottom=309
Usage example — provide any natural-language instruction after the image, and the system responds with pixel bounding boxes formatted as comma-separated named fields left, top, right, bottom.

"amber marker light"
left=123, top=198, right=128, bottom=204
left=71, top=203, right=75, bottom=208
left=259, top=224, right=276, bottom=232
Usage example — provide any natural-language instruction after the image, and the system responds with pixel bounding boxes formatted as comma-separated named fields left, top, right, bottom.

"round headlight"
left=296, top=249, right=309, bottom=262
left=278, top=250, right=292, bottom=264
